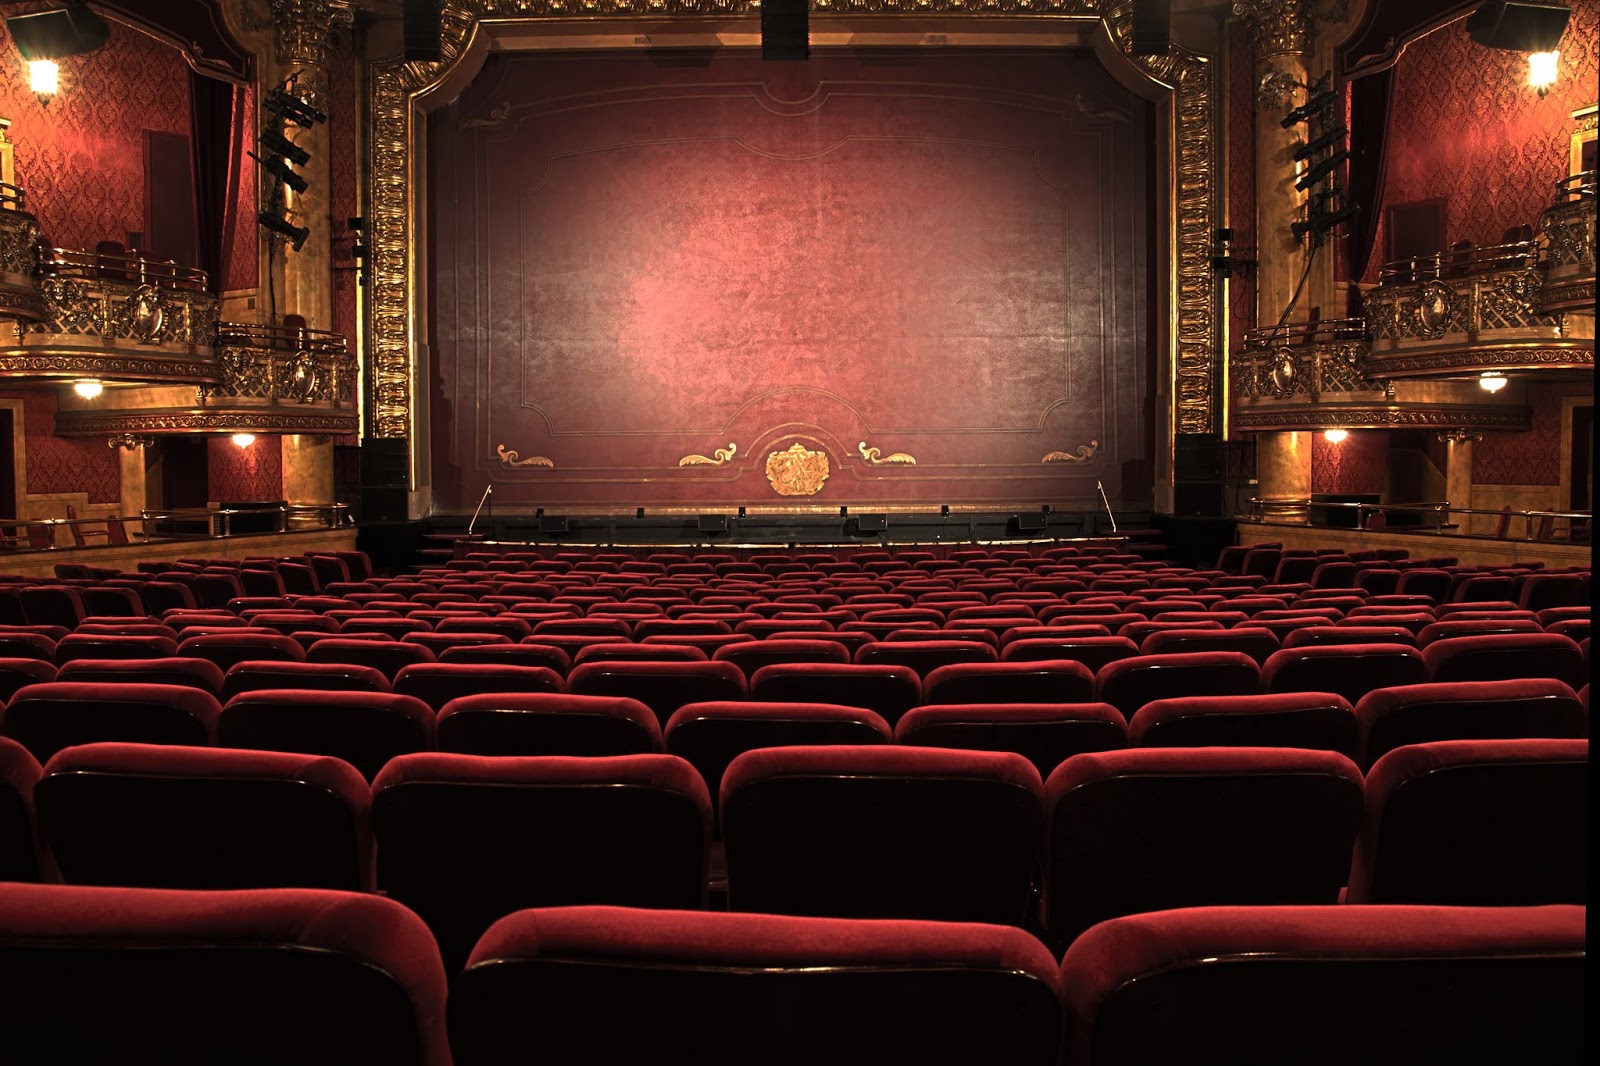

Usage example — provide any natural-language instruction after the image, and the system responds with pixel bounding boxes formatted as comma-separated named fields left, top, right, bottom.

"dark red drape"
left=1343, top=68, right=1394, bottom=287
left=188, top=70, right=241, bottom=295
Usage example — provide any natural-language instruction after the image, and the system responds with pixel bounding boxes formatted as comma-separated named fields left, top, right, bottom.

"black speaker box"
left=1175, top=433, right=1225, bottom=482
left=402, top=0, right=442, bottom=62
left=762, top=0, right=809, bottom=60
left=360, top=486, right=409, bottom=523
left=359, top=438, right=409, bottom=488
left=1009, top=513, right=1047, bottom=536
left=1131, top=0, right=1171, bottom=55
left=1466, top=1, right=1571, bottom=51
left=1173, top=481, right=1224, bottom=517
left=538, top=515, right=569, bottom=534
left=847, top=514, right=887, bottom=535
left=698, top=514, right=728, bottom=534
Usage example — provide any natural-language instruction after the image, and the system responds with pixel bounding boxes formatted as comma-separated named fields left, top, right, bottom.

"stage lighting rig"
left=1281, top=71, right=1353, bottom=247
left=254, top=74, right=324, bottom=255
left=248, top=151, right=308, bottom=193
left=257, top=211, right=309, bottom=252
left=264, top=86, right=326, bottom=128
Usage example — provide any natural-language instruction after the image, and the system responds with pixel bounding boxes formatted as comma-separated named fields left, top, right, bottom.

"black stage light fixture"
left=839, top=506, right=848, bottom=517
left=1466, top=1, right=1570, bottom=51
left=403, top=0, right=443, bottom=62
left=264, top=88, right=326, bottom=128
left=1130, top=0, right=1171, bottom=55
left=1293, top=125, right=1349, bottom=161
left=762, top=0, right=809, bottom=61
left=247, top=151, right=308, bottom=193
left=5, top=4, right=109, bottom=61
left=940, top=504, right=950, bottom=516
left=1280, top=85, right=1337, bottom=128
left=259, top=128, right=310, bottom=167
left=1294, top=149, right=1349, bottom=191
left=257, top=211, right=309, bottom=252
left=737, top=506, right=747, bottom=519
left=635, top=507, right=645, bottom=519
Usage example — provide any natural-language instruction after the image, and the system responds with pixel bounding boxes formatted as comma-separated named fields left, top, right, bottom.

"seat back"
left=894, top=702, right=1126, bottom=779
left=218, top=690, right=435, bottom=781
left=0, top=884, right=449, bottom=1065
left=1355, top=678, right=1587, bottom=770
left=392, top=662, right=563, bottom=712
left=436, top=693, right=661, bottom=757
left=1058, top=904, right=1584, bottom=1065
left=1261, top=643, right=1428, bottom=704
left=449, top=905, right=1062, bottom=1066
left=1, top=681, right=221, bottom=762
left=1422, top=633, right=1585, bottom=688
left=1128, top=692, right=1359, bottom=761
left=922, top=660, right=1095, bottom=705
left=0, top=736, right=42, bottom=881
left=566, top=660, right=746, bottom=726
left=1095, top=652, right=1261, bottom=718
left=748, top=663, right=922, bottom=726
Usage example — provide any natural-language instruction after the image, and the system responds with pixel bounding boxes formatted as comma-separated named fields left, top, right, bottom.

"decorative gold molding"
left=496, top=443, right=554, bottom=468
left=858, top=441, right=916, bottom=465
left=54, top=409, right=358, bottom=436
left=679, top=443, right=738, bottom=467
left=107, top=435, right=156, bottom=450
left=1042, top=439, right=1100, bottom=462
left=1363, top=343, right=1594, bottom=379
left=365, top=3, right=1222, bottom=453
left=765, top=442, right=831, bottom=496
left=1231, top=404, right=1532, bottom=432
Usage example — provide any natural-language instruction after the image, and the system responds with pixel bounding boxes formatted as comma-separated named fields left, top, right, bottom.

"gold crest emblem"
left=765, top=442, right=830, bottom=496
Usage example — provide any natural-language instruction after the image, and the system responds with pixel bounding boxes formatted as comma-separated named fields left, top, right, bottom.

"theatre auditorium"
left=0, top=1, right=1588, bottom=1061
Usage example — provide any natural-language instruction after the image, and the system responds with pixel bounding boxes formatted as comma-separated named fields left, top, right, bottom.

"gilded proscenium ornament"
left=107, top=435, right=156, bottom=450
left=858, top=441, right=916, bottom=465
left=1042, top=440, right=1100, bottom=463
left=496, top=444, right=553, bottom=468
left=367, top=1, right=1222, bottom=443
left=765, top=442, right=831, bottom=497
left=1231, top=0, right=1320, bottom=58
left=679, top=443, right=738, bottom=466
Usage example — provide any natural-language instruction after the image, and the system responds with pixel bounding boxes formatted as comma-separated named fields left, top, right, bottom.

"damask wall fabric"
left=1311, top=429, right=1388, bottom=495
left=0, top=390, right=121, bottom=504
left=1475, top=381, right=1592, bottom=486
left=1367, top=2, right=1598, bottom=279
left=208, top=435, right=284, bottom=502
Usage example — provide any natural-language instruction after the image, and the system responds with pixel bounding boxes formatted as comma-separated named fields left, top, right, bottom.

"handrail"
left=1554, top=170, right=1596, bottom=202
left=37, top=245, right=210, bottom=292
left=215, top=320, right=350, bottom=353
left=0, top=182, right=23, bottom=211
left=141, top=503, right=352, bottom=537
left=1376, top=239, right=1538, bottom=284
left=1246, top=498, right=1591, bottom=541
left=1241, top=317, right=1367, bottom=348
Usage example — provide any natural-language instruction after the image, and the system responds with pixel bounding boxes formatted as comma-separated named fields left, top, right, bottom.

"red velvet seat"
left=748, top=662, right=921, bottom=726
left=1128, top=692, right=1359, bottom=760
left=214, top=689, right=433, bottom=782
left=721, top=745, right=1042, bottom=924
left=177, top=632, right=307, bottom=672
left=1422, top=632, right=1585, bottom=688
left=305, top=636, right=437, bottom=679
left=0, top=884, right=450, bottom=1065
left=433, top=642, right=572, bottom=675
left=894, top=702, right=1126, bottom=778
left=449, top=904, right=1062, bottom=1066
left=402, top=631, right=514, bottom=657
left=219, top=660, right=391, bottom=701
left=18, top=586, right=87, bottom=630
left=36, top=742, right=371, bottom=890
left=1347, top=738, right=1587, bottom=905
left=1260, top=643, right=1427, bottom=704
left=570, top=642, right=708, bottom=666
left=54, top=656, right=225, bottom=696
left=1042, top=746, right=1363, bottom=948
left=664, top=701, right=890, bottom=824
left=1057, top=904, right=1585, bottom=1066
left=0, top=736, right=41, bottom=881
left=0, top=658, right=57, bottom=702
left=0, top=632, right=56, bottom=662
left=1094, top=652, right=1261, bottom=718
left=1516, top=572, right=1587, bottom=611
left=854, top=639, right=998, bottom=677
left=372, top=752, right=710, bottom=972
left=392, top=662, right=563, bottom=712
left=1139, top=625, right=1280, bottom=664
left=1280, top=624, right=1419, bottom=649
left=1000, top=635, right=1141, bottom=671
left=434, top=614, right=533, bottom=641
left=1354, top=678, right=1587, bottom=771
left=437, top=692, right=661, bottom=757
left=921, top=660, right=1095, bottom=705
left=566, top=660, right=746, bottom=727
left=1393, top=568, right=1452, bottom=603
left=0, top=681, right=221, bottom=762
left=712, top=638, right=851, bottom=677
left=1414, top=617, right=1541, bottom=645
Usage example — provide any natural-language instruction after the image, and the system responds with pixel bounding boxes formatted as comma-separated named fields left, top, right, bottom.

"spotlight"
left=264, top=87, right=326, bottom=127
left=1323, top=428, right=1349, bottom=443
left=258, top=128, right=310, bottom=167
left=231, top=433, right=256, bottom=448
left=840, top=506, right=848, bottom=517
left=72, top=379, right=102, bottom=398
left=635, top=507, right=645, bottom=519
left=248, top=151, right=308, bottom=193
left=737, top=506, right=747, bottom=518
left=257, top=211, right=309, bottom=252
left=940, top=504, right=950, bottom=517
left=1479, top=372, right=1509, bottom=393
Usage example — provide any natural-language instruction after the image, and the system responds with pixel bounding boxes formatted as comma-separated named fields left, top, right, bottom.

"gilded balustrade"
left=1537, top=171, right=1596, bottom=315
left=0, top=245, right=220, bottom=386
left=0, top=182, right=43, bottom=321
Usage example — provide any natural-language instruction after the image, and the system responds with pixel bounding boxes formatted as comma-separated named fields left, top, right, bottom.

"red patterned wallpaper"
left=208, top=435, right=284, bottom=501
left=0, top=12, right=190, bottom=254
left=0, top=390, right=121, bottom=504
left=1475, top=381, right=1592, bottom=485
left=223, top=82, right=258, bottom=293
left=1226, top=21, right=1258, bottom=359
left=1366, top=1, right=1599, bottom=280
left=1312, top=430, right=1388, bottom=495
left=430, top=51, right=1153, bottom=511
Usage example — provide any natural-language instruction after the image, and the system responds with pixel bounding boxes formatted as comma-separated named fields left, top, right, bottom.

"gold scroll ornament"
left=1042, top=440, right=1100, bottom=463
left=858, top=441, right=916, bottom=465
left=496, top=444, right=553, bottom=468
left=765, top=442, right=830, bottom=496
left=679, top=443, right=738, bottom=466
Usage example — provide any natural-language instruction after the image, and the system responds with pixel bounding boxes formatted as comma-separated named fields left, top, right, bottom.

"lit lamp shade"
left=1323, top=428, right=1349, bottom=444
left=1478, top=373, right=1509, bottom=393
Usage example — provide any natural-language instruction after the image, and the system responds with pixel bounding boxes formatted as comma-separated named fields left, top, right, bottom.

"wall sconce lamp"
left=1528, top=50, right=1560, bottom=96
left=71, top=379, right=102, bottom=398
left=1478, top=372, right=1509, bottom=393
left=1323, top=428, right=1349, bottom=443
left=231, top=433, right=256, bottom=448
left=5, top=4, right=109, bottom=107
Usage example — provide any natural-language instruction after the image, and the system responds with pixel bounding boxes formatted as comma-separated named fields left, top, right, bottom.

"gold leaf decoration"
left=858, top=441, right=917, bottom=465
left=765, top=442, right=830, bottom=496
left=1042, top=439, right=1100, bottom=463
left=679, top=442, right=738, bottom=467
left=496, top=444, right=553, bottom=468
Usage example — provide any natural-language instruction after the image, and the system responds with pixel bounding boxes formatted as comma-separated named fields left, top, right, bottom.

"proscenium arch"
left=366, top=2, right=1220, bottom=512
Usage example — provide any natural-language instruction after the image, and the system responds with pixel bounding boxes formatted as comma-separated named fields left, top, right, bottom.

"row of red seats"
left=2, top=735, right=1584, bottom=961
left=0, top=885, right=1580, bottom=1065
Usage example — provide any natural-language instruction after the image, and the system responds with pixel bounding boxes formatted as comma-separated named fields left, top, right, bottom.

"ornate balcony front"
left=0, top=245, right=219, bottom=388
left=55, top=321, right=358, bottom=437
left=1538, top=172, right=1595, bottom=315
left=1361, top=239, right=1593, bottom=379
left=1231, top=318, right=1529, bottom=434
left=0, top=183, right=43, bottom=321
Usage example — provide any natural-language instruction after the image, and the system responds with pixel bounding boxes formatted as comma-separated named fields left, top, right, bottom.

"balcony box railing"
left=1537, top=171, right=1596, bottom=315
left=0, top=182, right=44, bottom=321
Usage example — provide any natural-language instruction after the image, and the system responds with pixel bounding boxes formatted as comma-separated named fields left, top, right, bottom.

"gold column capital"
left=268, top=0, right=353, bottom=99
left=1232, top=0, right=1345, bottom=60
